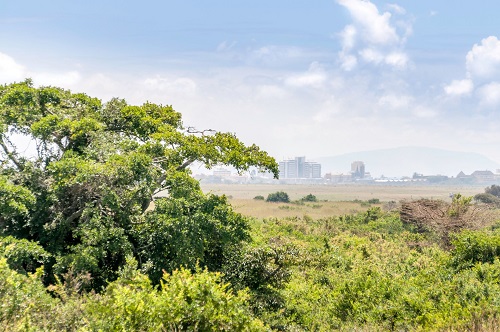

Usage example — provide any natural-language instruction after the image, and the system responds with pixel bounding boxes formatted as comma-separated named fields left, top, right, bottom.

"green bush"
left=485, top=185, right=500, bottom=198
left=0, top=236, right=50, bottom=275
left=301, top=194, right=317, bottom=202
left=254, top=195, right=265, bottom=200
left=451, top=230, right=500, bottom=269
left=266, top=191, right=290, bottom=203
left=85, top=259, right=265, bottom=331
left=474, top=193, right=500, bottom=205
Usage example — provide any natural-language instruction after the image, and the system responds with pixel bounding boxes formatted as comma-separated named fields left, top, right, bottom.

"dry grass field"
left=200, top=183, right=486, bottom=219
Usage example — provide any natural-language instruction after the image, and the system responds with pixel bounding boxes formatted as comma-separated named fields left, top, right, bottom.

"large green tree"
left=0, top=79, right=278, bottom=289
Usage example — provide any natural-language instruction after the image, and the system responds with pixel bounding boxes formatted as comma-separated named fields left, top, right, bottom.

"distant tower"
left=351, top=161, right=365, bottom=179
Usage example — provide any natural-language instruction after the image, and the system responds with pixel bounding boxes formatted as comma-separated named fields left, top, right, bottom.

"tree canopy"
left=0, top=79, right=278, bottom=288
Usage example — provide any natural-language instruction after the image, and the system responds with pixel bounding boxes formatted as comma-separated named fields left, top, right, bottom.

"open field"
left=200, top=183, right=487, bottom=219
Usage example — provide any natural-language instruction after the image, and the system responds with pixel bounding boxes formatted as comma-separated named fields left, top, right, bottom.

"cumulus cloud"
left=444, top=79, right=474, bottom=96
left=444, top=36, right=500, bottom=106
left=477, top=82, right=500, bottom=106
left=336, top=0, right=411, bottom=70
left=338, top=0, right=399, bottom=45
left=0, top=52, right=26, bottom=83
left=466, top=36, right=500, bottom=82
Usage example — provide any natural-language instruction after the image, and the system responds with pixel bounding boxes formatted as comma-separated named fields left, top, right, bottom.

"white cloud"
left=336, top=0, right=411, bottom=70
left=444, top=79, right=474, bottom=96
left=0, top=52, right=26, bottom=83
left=477, top=82, right=500, bottom=106
left=337, top=0, right=398, bottom=45
left=444, top=36, right=500, bottom=107
left=384, top=52, right=409, bottom=69
left=339, top=24, right=357, bottom=51
left=339, top=53, right=358, bottom=71
left=359, top=48, right=384, bottom=64
left=285, top=62, right=327, bottom=88
left=466, top=36, right=500, bottom=81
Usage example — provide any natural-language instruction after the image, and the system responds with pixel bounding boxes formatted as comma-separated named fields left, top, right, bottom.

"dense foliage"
left=247, top=207, right=500, bottom=330
left=0, top=80, right=278, bottom=290
left=0, top=256, right=265, bottom=330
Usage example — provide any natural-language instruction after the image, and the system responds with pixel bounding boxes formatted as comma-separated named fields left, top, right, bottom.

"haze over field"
left=2, top=1, right=500, bottom=164
left=316, top=146, right=500, bottom=178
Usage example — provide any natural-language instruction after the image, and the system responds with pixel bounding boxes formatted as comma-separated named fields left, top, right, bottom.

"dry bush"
left=400, top=195, right=498, bottom=246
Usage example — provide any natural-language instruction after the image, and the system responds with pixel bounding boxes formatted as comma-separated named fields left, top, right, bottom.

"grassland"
left=200, top=183, right=486, bottom=219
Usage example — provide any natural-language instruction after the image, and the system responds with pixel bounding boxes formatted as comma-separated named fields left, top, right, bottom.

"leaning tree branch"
left=0, top=138, right=23, bottom=171
left=177, top=158, right=196, bottom=170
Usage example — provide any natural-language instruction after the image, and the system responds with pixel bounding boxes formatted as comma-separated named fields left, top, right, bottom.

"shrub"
left=254, top=195, right=265, bottom=200
left=266, top=191, right=290, bottom=203
left=85, top=258, right=265, bottom=331
left=451, top=230, right=500, bottom=269
left=301, top=194, right=317, bottom=202
left=0, top=236, right=50, bottom=275
left=367, top=198, right=380, bottom=204
left=485, top=185, right=500, bottom=198
left=474, top=193, right=500, bottom=206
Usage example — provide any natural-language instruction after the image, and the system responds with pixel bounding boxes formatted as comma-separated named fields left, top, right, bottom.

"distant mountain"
left=315, top=147, right=500, bottom=178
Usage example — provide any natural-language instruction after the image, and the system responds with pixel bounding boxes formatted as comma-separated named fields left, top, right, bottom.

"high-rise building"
left=351, top=161, right=365, bottom=179
left=279, top=157, right=321, bottom=179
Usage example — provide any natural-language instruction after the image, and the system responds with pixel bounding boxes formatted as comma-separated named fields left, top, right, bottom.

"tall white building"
left=279, top=157, right=321, bottom=179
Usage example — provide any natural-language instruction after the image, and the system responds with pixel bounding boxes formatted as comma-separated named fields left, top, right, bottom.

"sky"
left=2, top=0, right=500, bottom=169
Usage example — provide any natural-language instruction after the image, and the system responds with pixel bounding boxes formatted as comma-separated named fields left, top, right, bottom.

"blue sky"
left=2, top=0, right=500, bottom=170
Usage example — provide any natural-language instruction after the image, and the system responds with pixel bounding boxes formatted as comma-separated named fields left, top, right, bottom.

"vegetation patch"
left=266, top=191, right=290, bottom=203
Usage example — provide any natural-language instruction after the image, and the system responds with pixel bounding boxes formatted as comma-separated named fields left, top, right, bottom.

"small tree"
left=266, top=191, right=290, bottom=203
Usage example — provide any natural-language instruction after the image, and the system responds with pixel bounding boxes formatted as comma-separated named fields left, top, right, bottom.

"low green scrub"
left=3, top=194, right=500, bottom=330
left=0, top=257, right=265, bottom=331
left=247, top=207, right=500, bottom=330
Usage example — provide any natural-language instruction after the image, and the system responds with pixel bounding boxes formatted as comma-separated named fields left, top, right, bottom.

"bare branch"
left=186, top=127, right=215, bottom=136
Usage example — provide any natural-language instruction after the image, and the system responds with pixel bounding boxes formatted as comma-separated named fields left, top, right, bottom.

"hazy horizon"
left=2, top=1, right=500, bottom=164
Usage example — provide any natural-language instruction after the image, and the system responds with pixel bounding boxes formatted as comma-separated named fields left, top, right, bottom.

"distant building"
left=213, top=168, right=231, bottom=177
left=456, top=170, right=496, bottom=183
left=471, top=170, right=495, bottom=182
left=279, top=157, right=322, bottom=179
left=324, top=172, right=352, bottom=183
left=351, top=161, right=365, bottom=179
